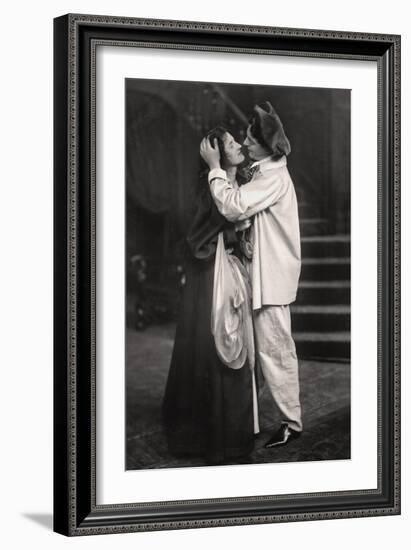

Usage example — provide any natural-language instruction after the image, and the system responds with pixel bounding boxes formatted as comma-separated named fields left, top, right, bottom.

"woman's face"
left=221, top=132, right=245, bottom=167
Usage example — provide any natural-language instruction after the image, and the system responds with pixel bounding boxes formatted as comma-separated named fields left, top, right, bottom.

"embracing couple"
left=163, top=101, right=302, bottom=465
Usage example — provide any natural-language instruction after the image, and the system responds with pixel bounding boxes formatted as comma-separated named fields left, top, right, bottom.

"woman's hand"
left=200, top=137, right=221, bottom=170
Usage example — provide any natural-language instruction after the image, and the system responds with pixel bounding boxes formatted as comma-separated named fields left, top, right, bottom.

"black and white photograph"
left=1, top=0, right=405, bottom=543
left=125, top=78, right=351, bottom=470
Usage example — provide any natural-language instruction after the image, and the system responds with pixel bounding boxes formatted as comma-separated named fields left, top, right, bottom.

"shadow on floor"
left=22, top=513, right=53, bottom=531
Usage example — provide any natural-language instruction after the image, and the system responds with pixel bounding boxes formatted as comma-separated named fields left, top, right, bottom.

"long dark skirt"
left=163, top=256, right=255, bottom=464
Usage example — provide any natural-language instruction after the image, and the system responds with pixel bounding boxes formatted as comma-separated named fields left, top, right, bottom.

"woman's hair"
left=200, top=125, right=248, bottom=186
left=205, top=125, right=230, bottom=170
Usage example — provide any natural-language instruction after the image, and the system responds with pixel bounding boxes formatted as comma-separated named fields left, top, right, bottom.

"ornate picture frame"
left=53, top=14, right=400, bottom=536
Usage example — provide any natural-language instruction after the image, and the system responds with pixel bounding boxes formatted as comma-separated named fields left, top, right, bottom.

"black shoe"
left=264, top=423, right=301, bottom=448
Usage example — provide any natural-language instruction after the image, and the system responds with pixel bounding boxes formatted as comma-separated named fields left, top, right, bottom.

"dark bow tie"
left=244, top=164, right=260, bottom=181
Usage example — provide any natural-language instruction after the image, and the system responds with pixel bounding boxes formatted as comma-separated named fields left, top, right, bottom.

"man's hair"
left=248, top=113, right=271, bottom=153
left=248, top=102, right=289, bottom=161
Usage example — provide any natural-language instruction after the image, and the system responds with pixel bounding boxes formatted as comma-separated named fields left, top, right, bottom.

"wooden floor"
left=126, top=324, right=350, bottom=470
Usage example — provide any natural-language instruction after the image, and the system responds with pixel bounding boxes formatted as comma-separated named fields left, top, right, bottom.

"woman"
left=162, top=127, right=257, bottom=464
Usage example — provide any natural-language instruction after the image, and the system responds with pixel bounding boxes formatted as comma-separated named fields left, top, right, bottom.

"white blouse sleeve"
left=208, top=167, right=287, bottom=222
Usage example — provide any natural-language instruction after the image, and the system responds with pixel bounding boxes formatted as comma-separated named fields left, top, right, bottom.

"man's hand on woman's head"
left=200, top=137, right=221, bottom=171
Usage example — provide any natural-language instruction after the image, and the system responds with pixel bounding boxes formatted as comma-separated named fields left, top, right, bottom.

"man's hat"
left=249, top=101, right=291, bottom=157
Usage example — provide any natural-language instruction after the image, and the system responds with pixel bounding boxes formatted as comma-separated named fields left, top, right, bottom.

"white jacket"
left=209, top=156, right=301, bottom=309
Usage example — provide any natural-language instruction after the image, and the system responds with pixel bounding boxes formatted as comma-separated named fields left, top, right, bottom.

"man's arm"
left=208, top=168, right=287, bottom=222
left=199, top=135, right=287, bottom=222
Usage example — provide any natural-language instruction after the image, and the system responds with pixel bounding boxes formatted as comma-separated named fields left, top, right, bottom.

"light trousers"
left=253, top=305, right=303, bottom=432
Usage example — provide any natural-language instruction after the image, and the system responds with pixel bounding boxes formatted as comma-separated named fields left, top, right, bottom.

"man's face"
left=221, top=132, right=245, bottom=166
left=243, top=126, right=270, bottom=161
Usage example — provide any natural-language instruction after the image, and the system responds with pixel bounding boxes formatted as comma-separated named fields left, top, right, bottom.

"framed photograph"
left=53, top=14, right=400, bottom=536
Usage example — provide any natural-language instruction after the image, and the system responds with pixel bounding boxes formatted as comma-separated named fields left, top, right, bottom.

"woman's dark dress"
left=162, top=187, right=255, bottom=464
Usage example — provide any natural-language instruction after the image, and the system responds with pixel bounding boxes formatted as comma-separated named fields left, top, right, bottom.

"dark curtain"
left=126, top=91, right=177, bottom=214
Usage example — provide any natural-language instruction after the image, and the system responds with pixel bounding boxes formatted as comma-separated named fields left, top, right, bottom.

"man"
left=200, top=101, right=302, bottom=448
